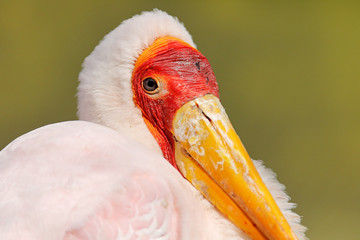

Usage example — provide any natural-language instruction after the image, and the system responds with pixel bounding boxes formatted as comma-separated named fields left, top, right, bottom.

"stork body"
left=0, top=121, right=227, bottom=239
left=0, top=121, right=304, bottom=240
left=0, top=10, right=306, bottom=240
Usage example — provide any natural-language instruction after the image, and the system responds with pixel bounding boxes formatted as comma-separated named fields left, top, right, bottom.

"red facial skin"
left=132, top=38, right=219, bottom=167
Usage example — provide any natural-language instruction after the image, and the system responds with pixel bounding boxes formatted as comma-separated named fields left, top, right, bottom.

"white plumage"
left=0, top=10, right=306, bottom=240
left=78, top=10, right=195, bottom=151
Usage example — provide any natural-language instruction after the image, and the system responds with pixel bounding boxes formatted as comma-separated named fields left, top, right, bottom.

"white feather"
left=78, top=9, right=195, bottom=151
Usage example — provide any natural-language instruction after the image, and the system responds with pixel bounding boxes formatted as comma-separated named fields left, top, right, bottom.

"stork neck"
left=142, top=117, right=177, bottom=169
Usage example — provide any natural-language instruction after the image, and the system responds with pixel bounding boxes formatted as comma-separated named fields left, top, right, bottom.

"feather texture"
left=0, top=121, right=306, bottom=240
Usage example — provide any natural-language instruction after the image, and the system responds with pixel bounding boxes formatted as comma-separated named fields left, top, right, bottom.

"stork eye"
left=142, top=78, right=159, bottom=94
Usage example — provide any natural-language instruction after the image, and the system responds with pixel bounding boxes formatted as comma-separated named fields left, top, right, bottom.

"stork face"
left=132, top=37, right=218, bottom=165
left=131, top=36, right=298, bottom=240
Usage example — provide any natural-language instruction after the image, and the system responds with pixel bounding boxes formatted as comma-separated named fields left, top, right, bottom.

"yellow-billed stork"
left=0, top=10, right=307, bottom=240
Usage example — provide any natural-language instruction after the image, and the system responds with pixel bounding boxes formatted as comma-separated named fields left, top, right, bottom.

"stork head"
left=78, top=10, right=299, bottom=240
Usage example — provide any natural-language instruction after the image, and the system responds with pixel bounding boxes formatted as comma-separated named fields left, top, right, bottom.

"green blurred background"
left=1, top=0, right=359, bottom=239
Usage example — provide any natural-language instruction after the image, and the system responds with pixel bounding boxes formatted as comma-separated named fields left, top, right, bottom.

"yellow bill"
left=173, top=94, right=298, bottom=240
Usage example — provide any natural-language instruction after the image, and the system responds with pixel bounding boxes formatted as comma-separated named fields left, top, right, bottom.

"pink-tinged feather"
left=0, top=120, right=305, bottom=240
left=0, top=121, right=201, bottom=240
left=65, top=174, right=180, bottom=240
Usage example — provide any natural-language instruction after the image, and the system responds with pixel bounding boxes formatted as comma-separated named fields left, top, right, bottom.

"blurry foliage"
left=1, top=0, right=359, bottom=239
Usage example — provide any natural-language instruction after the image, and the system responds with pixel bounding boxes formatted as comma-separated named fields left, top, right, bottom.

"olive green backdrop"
left=1, top=0, right=359, bottom=239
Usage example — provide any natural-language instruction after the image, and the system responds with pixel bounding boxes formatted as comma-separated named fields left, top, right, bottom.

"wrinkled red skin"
left=132, top=39, right=219, bottom=167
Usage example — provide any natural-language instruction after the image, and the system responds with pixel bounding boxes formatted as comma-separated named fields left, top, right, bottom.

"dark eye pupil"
left=143, top=78, right=158, bottom=92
